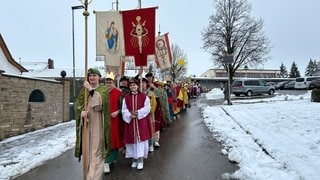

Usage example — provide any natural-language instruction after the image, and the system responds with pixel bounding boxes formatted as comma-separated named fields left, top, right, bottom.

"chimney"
left=48, top=58, right=54, bottom=69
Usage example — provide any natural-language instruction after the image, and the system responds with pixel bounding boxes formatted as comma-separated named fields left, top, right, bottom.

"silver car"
left=232, top=79, right=275, bottom=97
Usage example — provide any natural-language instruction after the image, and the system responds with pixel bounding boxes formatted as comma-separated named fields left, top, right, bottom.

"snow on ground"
left=201, top=89, right=320, bottom=180
left=0, top=121, right=75, bottom=179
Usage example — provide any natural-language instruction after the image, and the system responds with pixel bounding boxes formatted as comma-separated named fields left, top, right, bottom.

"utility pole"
left=223, top=54, right=233, bottom=105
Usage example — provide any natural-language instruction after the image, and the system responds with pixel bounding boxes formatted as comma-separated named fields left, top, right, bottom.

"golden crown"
left=105, top=71, right=115, bottom=80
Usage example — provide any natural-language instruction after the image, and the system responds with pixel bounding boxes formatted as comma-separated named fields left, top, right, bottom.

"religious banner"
left=121, top=7, right=156, bottom=66
left=154, top=33, right=172, bottom=72
left=95, top=11, right=124, bottom=67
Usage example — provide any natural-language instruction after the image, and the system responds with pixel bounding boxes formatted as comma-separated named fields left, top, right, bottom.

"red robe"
left=122, top=92, right=152, bottom=144
left=109, top=87, right=124, bottom=149
left=154, top=97, right=165, bottom=131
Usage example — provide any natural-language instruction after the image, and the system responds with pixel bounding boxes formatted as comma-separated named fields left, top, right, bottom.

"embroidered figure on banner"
left=155, top=39, right=168, bottom=66
left=105, top=21, right=119, bottom=53
left=130, top=16, right=149, bottom=53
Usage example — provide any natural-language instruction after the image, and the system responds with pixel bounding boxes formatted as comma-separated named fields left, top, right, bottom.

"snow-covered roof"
left=21, top=62, right=48, bottom=72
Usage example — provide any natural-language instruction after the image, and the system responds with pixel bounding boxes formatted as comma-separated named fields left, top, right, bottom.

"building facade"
left=201, top=68, right=280, bottom=78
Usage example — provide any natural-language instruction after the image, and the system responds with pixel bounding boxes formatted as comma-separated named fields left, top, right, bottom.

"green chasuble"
left=74, top=85, right=111, bottom=160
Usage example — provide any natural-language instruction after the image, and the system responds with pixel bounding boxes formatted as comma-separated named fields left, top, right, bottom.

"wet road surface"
left=15, top=96, right=238, bottom=180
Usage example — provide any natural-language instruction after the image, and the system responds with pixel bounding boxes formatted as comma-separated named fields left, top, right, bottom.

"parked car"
left=284, top=80, right=295, bottom=90
left=275, top=81, right=290, bottom=90
left=309, top=79, right=320, bottom=90
left=294, top=76, right=320, bottom=90
left=266, top=82, right=277, bottom=86
left=231, top=79, right=275, bottom=97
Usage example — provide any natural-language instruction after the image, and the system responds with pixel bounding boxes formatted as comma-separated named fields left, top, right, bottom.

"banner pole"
left=81, top=0, right=90, bottom=179
left=138, top=0, right=141, bottom=9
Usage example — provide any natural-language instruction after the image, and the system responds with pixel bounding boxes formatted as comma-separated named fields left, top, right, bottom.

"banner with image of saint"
left=95, top=11, right=124, bottom=67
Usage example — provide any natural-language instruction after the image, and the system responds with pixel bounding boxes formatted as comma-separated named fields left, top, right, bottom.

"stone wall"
left=0, top=73, right=70, bottom=140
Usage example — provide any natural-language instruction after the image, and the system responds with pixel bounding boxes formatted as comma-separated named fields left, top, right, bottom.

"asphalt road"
left=15, top=95, right=238, bottom=180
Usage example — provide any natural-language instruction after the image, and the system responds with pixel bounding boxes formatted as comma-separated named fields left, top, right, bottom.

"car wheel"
left=246, top=91, right=252, bottom=96
left=269, top=89, right=275, bottom=95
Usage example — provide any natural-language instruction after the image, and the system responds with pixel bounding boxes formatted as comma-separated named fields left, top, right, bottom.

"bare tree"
left=168, top=43, right=187, bottom=82
left=202, top=0, right=271, bottom=81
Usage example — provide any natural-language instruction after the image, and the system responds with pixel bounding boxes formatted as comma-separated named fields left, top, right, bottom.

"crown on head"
left=105, top=71, right=115, bottom=80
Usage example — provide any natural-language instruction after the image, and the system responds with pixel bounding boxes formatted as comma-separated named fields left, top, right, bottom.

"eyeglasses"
left=105, top=81, right=113, bottom=84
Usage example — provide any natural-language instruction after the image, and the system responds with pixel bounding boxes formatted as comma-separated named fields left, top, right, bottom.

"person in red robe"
left=122, top=78, right=152, bottom=170
left=103, top=75, right=124, bottom=173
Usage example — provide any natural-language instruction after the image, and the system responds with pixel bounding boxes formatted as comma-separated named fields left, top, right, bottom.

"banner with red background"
left=122, top=7, right=156, bottom=66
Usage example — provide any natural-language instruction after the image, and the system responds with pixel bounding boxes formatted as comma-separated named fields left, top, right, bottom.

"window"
left=29, top=89, right=45, bottom=102
left=245, top=80, right=258, bottom=86
left=295, top=78, right=305, bottom=82
left=232, top=81, right=242, bottom=86
left=259, top=80, right=267, bottom=86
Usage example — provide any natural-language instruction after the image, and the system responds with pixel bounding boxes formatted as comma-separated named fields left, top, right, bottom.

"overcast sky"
left=1, top=0, right=319, bottom=76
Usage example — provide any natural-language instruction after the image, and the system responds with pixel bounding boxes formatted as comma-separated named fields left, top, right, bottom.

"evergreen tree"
left=279, top=62, right=288, bottom=78
left=305, top=59, right=319, bottom=76
left=289, top=61, right=301, bottom=78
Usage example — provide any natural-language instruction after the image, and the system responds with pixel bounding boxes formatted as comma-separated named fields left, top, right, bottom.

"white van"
left=294, top=76, right=320, bottom=89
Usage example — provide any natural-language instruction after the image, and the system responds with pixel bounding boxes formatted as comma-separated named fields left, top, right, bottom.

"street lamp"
left=71, top=5, right=84, bottom=105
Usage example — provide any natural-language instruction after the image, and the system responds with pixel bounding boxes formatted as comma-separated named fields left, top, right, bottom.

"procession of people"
left=75, top=68, right=203, bottom=180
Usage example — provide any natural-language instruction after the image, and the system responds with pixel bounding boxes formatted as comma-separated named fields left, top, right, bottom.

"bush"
left=311, top=89, right=320, bottom=102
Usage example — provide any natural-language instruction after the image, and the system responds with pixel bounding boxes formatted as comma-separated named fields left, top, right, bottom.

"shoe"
left=131, top=161, right=138, bottom=168
left=154, top=141, right=160, bottom=147
left=119, top=147, right=126, bottom=156
left=137, top=162, right=144, bottom=170
left=104, top=163, right=110, bottom=173
left=149, top=145, right=154, bottom=152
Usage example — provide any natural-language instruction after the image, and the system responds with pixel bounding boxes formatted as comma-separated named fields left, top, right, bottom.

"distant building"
left=200, top=68, right=280, bottom=78
left=190, top=68, right=288, bottom=90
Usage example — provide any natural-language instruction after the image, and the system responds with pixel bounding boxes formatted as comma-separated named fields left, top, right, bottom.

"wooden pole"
left=81, top=0, right=90, bottom=179
left=138, top=0, right=142, bottom=89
